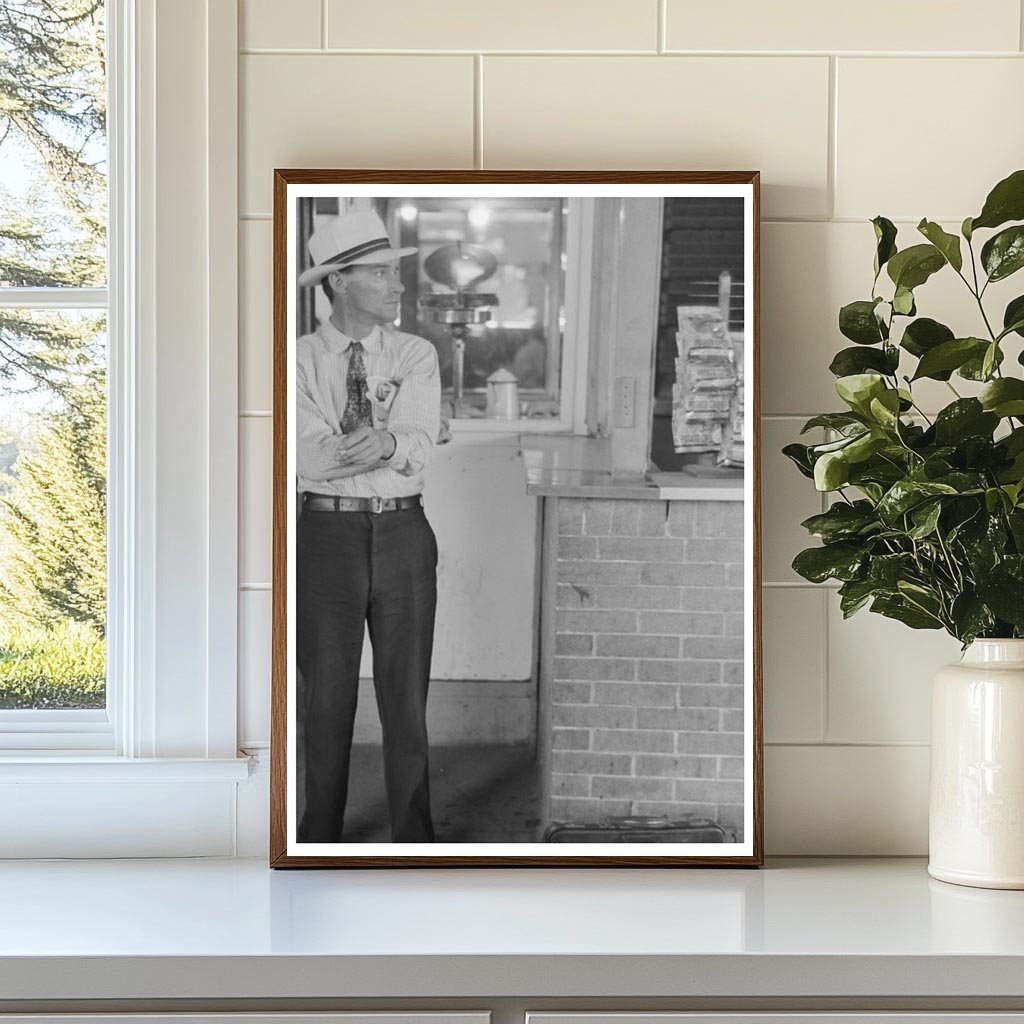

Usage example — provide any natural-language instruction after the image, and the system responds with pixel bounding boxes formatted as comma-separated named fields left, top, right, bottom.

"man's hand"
left=320, top=426, right=396, bottom=471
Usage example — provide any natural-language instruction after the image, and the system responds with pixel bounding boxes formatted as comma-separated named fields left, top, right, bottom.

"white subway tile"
left=836, top=58, right=1024, bottom=221
left=240, top=417, right=273, bottom=587
left=827, top=598, right=961, bottom=743
left=240, top=55, right=474, bottom=214
left=766, top=744, right=929, bottom=854
left=666, top=0, right=1020, bottom=53
left=762, top=588, right=824, bottom=743
left=760, top=417, right=823, bottom=584
left=239, top=590, right=272, bottom=747
left=483, top=56, right=830, bottom=220
left=241, top=0, right=321, bottom=50
left=328, top=0, right=658, bottom=51
left=240, top=220, right=272, bottom=412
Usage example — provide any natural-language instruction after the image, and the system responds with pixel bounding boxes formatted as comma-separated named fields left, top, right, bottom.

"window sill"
left=0, top=755, right=252, bottom=782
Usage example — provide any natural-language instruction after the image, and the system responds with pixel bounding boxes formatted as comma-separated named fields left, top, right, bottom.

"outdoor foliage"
left=0, top=619, right=104, bottom=708
left=0, top=1, right=106, bottom=395
left=0, top=0, right=107, bottom=707
left=785, top=169, right=1024, bottom=645
left=0, top=373, right=105, bottom=633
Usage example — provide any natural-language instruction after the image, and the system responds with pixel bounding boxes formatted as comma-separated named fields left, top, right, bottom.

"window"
left=296, top=196, right=577, bottom=427
left=0, top=0, right=108, bottom=716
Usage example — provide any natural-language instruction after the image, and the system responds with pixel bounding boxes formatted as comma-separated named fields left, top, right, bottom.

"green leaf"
left=800, top=501, right=879, bottom=543
left=982, top=341, right=1000, bottom=381
left=838, top=578, right=878, bottom=618
left=917, top=219, right=963, bottom=272
left=871, top=594, right=943, bottom=630
left=933, top=399, right=999, bottom=444
left=900, top=319, right=955, bottom=380
left=836, top=373, right=886, bottom=412
left=985, top=487, right=1009, bottom=514
left=849, top=459, right=906, bottom=490
left=876, top=479, right=958, bottom=524
left=872, top=216, right=898, bottom=277
left=960, top=345, right=1004, bottom=381
left=1008, top=508, right=1024, bottom=547
left=950, top=593, right=996, bottom=644
left=844, top=431, right=887, bottom=464
left=981, top=225, right=1024, bottom=283
left=839, top=300, right=887, bottom=345
left=976, top=579, right=1024, bottom=629
left=979, top=377, right=1024, bottom=418
left=810, top=433, right=865, bottom=456
left=970, top=169, right=1024, bottom=233
left=1006, top=427, right=1024, bottom=456
left=868, top=552, right=915, bottom=587
left=814, top=450, right=850, bottom=491
left=782, top=442, right=815, bottom=479
left=792, top=543, right=866, bottom=584
left=1003, top=295, right=1024, bottom=340
left=907, top=500, right=942, bottom=540
left=828, top=345, right=899, bottom=378
left=892, top=286, right=916, bottom=316
left=800, top=413, right=866, bottom=435
left=887, top=243, right=946, bottom=291
left=868, top=389, right=902, bottom=430
left=962, top=216, right=974, bottom=241
left=911, top=337, right=987, bottom=381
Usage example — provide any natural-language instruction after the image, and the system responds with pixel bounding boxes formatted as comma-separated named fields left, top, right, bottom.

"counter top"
left=1, top=857, right=1023, bottom=1002
left=521, top=436, right=744, bottom=501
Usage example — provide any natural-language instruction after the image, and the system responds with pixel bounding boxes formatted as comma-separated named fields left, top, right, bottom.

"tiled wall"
left=550, top=497, right=744, bottom=838
left=237, top=0, right=1024, bottom=853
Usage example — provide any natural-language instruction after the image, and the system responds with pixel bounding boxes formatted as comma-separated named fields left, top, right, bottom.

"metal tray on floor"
left=543, top=815, right=734, bottom=843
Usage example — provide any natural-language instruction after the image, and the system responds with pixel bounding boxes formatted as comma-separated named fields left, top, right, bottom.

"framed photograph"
left=271, top=170, right=762, bottom=867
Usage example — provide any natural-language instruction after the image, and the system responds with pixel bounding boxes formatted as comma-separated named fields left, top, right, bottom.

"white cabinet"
left=529, top=1017, right=1024, bottom=1024
left=0, top=1017, right=490, bottom=1024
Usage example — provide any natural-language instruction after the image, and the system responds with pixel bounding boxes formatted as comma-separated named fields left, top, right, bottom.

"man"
left=295, top=208, right=441, bottom=843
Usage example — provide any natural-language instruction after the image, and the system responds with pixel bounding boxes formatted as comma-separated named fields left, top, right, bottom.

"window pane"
left=0, top=309, right=106, bottom=709
left=0, top=1, right=107, bottom=288
left=651, top=197, right=746, bottom=474
left=297, top=197, right=567, bottom=422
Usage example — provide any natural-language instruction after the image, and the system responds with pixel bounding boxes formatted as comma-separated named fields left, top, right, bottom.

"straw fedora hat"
left=297, top=209, right=417, bottom=287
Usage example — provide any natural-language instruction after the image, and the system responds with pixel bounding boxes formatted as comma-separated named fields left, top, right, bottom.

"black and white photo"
left=271, top=171, right=762, bottom=867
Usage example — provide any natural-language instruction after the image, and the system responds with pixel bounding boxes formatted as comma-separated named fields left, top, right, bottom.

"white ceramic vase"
left=929, top=639, right=1024, bottom=889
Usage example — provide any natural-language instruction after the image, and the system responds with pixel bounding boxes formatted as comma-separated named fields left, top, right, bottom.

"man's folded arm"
left=386, top=342, right=441, bottom=477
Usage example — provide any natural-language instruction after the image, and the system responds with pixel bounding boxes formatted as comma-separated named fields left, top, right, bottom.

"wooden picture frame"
left=271, top=170, right=762, bottom=867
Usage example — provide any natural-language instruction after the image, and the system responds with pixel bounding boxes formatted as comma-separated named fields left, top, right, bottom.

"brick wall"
left=550, top=496, right=745, bottom=839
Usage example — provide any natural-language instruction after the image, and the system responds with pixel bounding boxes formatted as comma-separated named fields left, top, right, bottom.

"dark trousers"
left=297, top=505, right=438, bottom=843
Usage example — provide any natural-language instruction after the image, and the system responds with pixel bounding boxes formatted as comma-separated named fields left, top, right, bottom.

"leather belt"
left=303, top=493, right=422, bottom=514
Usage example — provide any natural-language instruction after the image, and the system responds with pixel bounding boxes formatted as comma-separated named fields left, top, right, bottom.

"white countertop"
left=519, top=436, right=744, bottom=500
left=1, top=857, right=1024, bottom=1002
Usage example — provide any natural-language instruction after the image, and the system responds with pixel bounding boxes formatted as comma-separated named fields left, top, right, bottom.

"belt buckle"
left=369, top=496, right=385, bottom=515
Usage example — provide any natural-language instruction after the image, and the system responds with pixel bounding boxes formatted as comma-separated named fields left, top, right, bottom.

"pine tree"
left=0, top=370, right=105, bottom=633
left=0, top=2, right=107, bottom=649
left=0, top=0, right=106, bottom=394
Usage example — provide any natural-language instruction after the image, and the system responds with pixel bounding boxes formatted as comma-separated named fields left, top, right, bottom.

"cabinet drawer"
left=529, top=1017, right=1024, bottom=1024
left=0, top=1015, right=490, bottom=1024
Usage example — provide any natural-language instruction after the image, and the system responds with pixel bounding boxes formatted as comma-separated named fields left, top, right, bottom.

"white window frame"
left=0, top=0, right=248, bottom=857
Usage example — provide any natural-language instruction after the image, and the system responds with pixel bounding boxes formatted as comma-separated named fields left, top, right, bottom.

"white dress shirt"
left=296, top=319, right=441, bottom=498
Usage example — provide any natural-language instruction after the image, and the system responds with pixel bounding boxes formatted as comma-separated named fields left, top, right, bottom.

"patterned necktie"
left=341, top=340, right=373, bottom=432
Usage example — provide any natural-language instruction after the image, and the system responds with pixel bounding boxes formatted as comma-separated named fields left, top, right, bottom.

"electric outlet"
left=615, top=376, right=636, bottom=428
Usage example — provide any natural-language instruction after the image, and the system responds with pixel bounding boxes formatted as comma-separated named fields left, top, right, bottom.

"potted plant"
left=785, top=169, right=1024, bottom=889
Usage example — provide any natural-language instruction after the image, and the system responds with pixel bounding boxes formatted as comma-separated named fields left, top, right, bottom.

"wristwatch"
left=382, top=431, right=397, bottom=461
